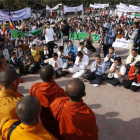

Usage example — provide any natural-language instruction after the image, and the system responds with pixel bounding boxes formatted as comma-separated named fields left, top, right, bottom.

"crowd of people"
left=0, top=6, right=140, bottom=140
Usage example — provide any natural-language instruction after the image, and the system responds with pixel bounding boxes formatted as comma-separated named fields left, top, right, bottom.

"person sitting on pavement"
left=50, top=78, right=98, bottom=140
left=49, top=53, right=66, bottom=78
left=84, top=54, right=106, bottom=87
left=102, top=56, right=126, bottom=87
left=78, top=42, right=88, bottom=55
left=2, top=95, right=57, bottom=140
left=40, top=44, right=49, bottom=66
left=125, top=48, right=140, bottom=71
left=30, top=65, right=67, bottom=139
left=67, top=40, right=77, bottom=63
left=104, top=47, right=118, bottom=73
left=84, top=31, right=96, bottom=53
left=58, top=46, right=68, bottom=69
left=0, top=68, right=22, bottom=139
left=69, top=51, right=89, bottom=78
left=123, top=61, right=140, bottom=92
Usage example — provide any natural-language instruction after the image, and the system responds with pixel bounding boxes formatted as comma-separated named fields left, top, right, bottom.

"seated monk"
left=0, top=68, right=22, bottom=139
left=2, top=95, right=57, bottom=140
left=50, top=78, right=99, bottom=140
left=0, top=55, right=22, bottom=96
left=30, top=65, right=67, bottom=139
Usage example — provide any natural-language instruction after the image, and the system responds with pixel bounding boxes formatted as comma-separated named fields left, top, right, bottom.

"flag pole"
left=6, top=0, right=11, bottom=16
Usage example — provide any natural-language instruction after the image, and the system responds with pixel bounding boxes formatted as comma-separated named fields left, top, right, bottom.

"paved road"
left=18, top=40, right=140, bottom=140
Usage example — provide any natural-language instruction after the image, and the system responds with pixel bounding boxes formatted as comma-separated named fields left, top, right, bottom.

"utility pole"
left=6, top=0, right=11, bottom=16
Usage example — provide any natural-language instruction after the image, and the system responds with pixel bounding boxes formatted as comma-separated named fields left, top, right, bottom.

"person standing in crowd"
left=127, top=22, right=139, bottom=54
left=50, top=79, right=98, bottom=140
left=2, top=95, right=57, bottom=140
left=102, top=22, right=115, bottom=57
left=69, top=51, right=89, bottom=78
left=125, top=48, right=140, bottom=71
left=67, top=40, right=77, bottom=63
left=58, top=46, right=68, bottom=69
left=84, top=55, right=106, bottom=87
left=102, top=57, right=126, bottom=86
left=43, top=21, right=55, bottom=58
left=60, top=20, right=70, bottom=47
left=0, top=68, right=22, bottom=139
left=123, top=61, right=140, bottom=92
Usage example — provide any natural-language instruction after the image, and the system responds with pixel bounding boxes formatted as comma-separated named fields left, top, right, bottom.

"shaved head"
left=0, top=68, right=18, bottom=88
left=16, top=95, right=40, bottom=124
left=65, top=78, right=85, bottom=101
left=40, top=65, right=55, bottom=82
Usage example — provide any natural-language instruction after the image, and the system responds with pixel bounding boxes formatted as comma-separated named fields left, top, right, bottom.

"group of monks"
left=0, top=55, right=98, bottom=140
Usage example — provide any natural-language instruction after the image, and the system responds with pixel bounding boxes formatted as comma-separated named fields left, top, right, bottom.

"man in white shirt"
left=102, top=57, right=126, bottom=86
left=49, top=53, right=65, bottom=78
left=58, top=46, right=68, bottom=69
left=104, top=47, right=118, bottom=73
left=126, top=48, right=140, bottom=70
left=78, top=42, right=88, bottom=55
left=69, top=51, right=89, bottom=78
left=43, top=21, right=55, bottom=58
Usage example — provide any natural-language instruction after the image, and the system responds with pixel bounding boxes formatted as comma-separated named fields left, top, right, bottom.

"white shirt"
left=75, top=55, right=89, bottom=70
left=32, top=26, right=37, bottom=31
left=49, top=58, right=63, bottom=70
left=3, top=49, right=10, bottom=60
left=45, top=28, right=55, bottom=43
left=58, top=51, right=68, bottom=63
left=58, top=51, right=68, bottom=58
left=110, top=63, right=126, bottom=79
left=126, top=54, right=140, bottom=66
left=78, top=47, right=88, bottom=54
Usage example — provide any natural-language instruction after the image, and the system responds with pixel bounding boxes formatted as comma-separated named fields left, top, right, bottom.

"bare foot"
left=83, top=79, right=90, bottom=82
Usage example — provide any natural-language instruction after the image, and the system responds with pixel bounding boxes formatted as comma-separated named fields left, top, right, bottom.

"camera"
left=102, top=27, right=108, bottom=36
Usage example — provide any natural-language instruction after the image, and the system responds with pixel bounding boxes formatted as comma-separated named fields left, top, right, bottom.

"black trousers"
left=84, top=72, right=102, bottom=84
left=47, top=41, right=54, bottom=58
left=102, top=74, right=120, bottom=86
left=103, top=44, right=112, bottom=57
left=123, top=78, right=139, bottom=92
left=55, top=69, right=66, bottom=78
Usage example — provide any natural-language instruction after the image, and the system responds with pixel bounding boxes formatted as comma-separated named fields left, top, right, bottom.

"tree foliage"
left=0, top=0, right=139, bottom=10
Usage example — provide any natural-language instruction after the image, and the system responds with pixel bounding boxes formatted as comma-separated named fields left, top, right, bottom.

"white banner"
left=46, top=4, right=59, bottom=11
left=112, top=38, right=129, bottom=49
left=90, top=3, right=109, bottom=9
left=64, top=4, right=83, bottom=13
left=116, top=3, right=140, bottom=13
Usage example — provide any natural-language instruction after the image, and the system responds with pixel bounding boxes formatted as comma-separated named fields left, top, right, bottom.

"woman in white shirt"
left=49, top=53, right=66, bottom=78
left=78, top=42, right=88, bottom=55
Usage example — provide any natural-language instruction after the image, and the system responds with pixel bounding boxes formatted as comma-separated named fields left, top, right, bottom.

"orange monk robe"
left=50, top=97, right=99, bottom=140
left=0, top=84, right=22, bottom=96
left=30, top=81, right=67, bottom=139
left=0, top=89, right=22, bottom=140
left=2, top=119, right=57, bottom=140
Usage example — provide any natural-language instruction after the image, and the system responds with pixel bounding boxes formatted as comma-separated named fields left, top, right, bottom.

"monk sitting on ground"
left=0, top=68, right=22, bottom=139
left=2, top=95, right=57, bottom=140
left=50, top=78, right=99, bottom=140
left=30, top=65, right=67, bottom=139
